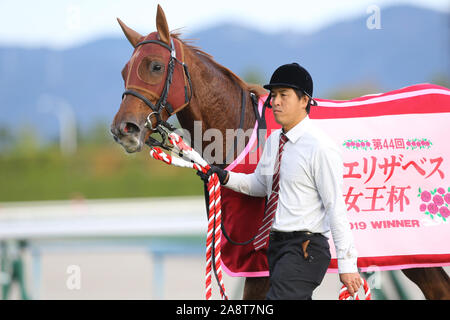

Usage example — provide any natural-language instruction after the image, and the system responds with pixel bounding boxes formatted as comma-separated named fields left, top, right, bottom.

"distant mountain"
left=189, top=5, right=449, bottom=93
left=0, top=5, right=448, bottom=141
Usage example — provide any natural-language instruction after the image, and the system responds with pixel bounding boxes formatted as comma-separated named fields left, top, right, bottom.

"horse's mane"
left=171, top=32, right=267, bottom=97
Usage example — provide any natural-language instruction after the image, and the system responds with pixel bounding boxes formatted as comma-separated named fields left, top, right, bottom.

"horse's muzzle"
left=110, top=121, right=145, bottom=153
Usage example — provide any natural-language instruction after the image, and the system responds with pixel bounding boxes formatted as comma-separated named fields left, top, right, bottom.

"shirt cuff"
left=223, top=172, right=241, bottom=193
left=225, top=171, right=237, bottom=187
left=338, top=257, right=358, bottom=274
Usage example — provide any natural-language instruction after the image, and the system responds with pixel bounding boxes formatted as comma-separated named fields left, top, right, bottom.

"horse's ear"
left=156, top=4, right=171, bottom=47
left=117, top=18, right=142, bottom=48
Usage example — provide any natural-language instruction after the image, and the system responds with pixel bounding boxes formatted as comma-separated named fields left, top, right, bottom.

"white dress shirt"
left=225, top=116, right=358, bottom=274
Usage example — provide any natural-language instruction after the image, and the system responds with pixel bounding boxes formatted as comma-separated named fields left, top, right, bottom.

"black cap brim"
left=263, top=84, right=318, bottom=107
left=263, top=83, right=301, bottom=91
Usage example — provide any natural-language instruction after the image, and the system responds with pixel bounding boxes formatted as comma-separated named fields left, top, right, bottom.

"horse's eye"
left=150, top=61, right=164, bottom=74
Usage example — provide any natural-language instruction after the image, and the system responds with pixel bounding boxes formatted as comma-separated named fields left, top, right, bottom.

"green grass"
left=0, top=144, right=204, bottom=202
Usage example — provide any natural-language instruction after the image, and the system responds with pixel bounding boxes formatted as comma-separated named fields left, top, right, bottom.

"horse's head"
left=111, top=5, right=191, bottom=153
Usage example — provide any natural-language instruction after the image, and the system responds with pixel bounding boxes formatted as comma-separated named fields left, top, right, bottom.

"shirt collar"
left=283, top=116, right=310, bottom=144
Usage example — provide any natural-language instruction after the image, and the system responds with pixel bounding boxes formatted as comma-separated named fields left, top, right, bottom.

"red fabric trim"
left=310, top=84, right=450, bottom=119
left=328, top=254, right=450, bottom=270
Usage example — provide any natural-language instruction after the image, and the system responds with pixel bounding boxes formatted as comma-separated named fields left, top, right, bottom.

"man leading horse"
left=200, top=62, right=362, bottom=299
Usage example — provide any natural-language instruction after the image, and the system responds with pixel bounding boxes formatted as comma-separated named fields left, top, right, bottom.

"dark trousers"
left=266, top=231, right=331, bottom=300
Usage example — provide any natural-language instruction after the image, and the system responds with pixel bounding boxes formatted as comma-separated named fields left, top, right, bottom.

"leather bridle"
left=121, top=37, right=193, bottom=148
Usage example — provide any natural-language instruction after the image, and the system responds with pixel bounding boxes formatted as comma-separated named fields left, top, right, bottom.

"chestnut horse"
left=111, top=5, right=450, bottom=299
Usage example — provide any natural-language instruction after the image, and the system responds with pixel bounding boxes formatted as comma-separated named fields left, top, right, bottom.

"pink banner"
left=310, top=84, right=450, bottom=272
left=220, top=84, right=450, bottom=277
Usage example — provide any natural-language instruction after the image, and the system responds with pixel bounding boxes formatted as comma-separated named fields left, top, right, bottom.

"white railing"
left=0, top=196, right=207, bottom=299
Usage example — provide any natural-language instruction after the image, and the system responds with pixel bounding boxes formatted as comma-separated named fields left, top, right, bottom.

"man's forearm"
left=225, top=171, right=268, bottom=197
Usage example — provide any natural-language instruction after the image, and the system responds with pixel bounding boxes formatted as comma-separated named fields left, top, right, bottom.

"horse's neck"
left=176, top=51, right=256, bottom=164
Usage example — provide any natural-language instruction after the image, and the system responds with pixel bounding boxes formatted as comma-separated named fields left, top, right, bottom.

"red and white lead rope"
left=205, top=173, right=227, bottom=300
left=339, top=278, right=371, bottom=300
left=149, top=132, right=228, bottom=300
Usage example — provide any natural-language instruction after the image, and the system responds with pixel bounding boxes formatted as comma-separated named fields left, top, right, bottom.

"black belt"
left=269, top=230, right=316, bottom=242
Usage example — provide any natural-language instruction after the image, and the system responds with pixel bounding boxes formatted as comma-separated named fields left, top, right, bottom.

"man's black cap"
left=263, top=62, right=313, bottom=97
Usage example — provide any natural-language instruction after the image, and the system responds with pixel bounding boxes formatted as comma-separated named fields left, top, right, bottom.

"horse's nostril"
left=117, top=121, right=141, bottom=136
left=123, top=122, right=140, bottom=134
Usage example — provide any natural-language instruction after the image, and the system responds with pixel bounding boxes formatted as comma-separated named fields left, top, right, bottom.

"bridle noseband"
left=121, top=37, right=192, bottom=148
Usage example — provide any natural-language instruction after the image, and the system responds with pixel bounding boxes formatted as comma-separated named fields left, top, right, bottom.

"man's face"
left=270, top=87, right=308, bottom=130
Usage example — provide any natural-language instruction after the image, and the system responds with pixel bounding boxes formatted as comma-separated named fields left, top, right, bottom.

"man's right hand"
left=339, top=273, right=363, bottom=297
left=196, top=165, right=229, bottom=185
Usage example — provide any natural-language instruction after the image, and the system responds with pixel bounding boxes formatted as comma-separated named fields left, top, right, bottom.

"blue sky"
left=0, top=0, right=448, bottom=49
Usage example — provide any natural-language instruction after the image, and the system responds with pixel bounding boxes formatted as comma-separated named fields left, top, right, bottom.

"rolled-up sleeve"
left=226, top=170, right=267, bottom=197
left=313, top=145, right=358, bottom=274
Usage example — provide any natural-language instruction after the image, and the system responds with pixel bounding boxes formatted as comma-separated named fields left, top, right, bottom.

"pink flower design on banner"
left=420, top=190, right=431, bottom=202
left=445, top=193, right=450, bottom=205
left=418, top=187, right=450, bottom=222
left=428, top=203, right=438, bottom=214
left=407, top=138, right=432, bottom=150
left=343, top=139, right=372, bottom=151
left=439, top=206, right=450, bottom=218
